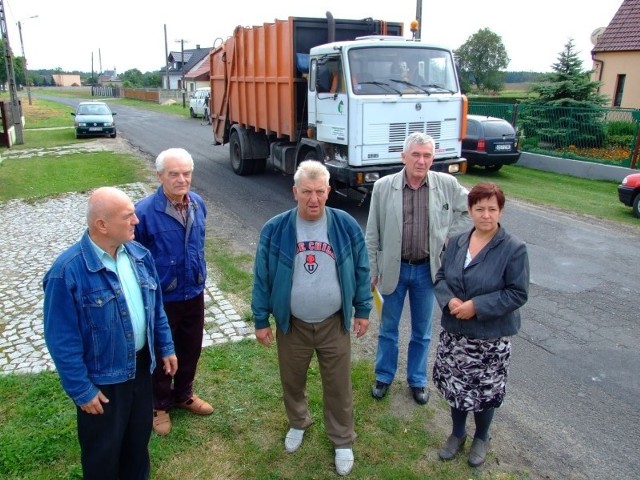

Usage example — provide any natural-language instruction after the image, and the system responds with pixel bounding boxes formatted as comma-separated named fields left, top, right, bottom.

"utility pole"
left=17, top=15, right=38, bottom=106
left=175, top=38, right=189, bottom=108
left=415, top=0, right=423, bottom=40
left=164, top=24, right=169, bottom=89
left=0, top=0, right=24, bottom=145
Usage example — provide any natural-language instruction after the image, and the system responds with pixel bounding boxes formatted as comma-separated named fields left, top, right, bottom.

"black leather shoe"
left=411, top=386, right=429, bottom=405
left=438, top=434, right=466, bottom=460
left=371, top=381, right=389, bottom=400
left=468, top=437, right=491, bottom=467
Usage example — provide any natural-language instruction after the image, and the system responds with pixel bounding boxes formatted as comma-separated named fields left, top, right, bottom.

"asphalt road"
left=50, top=98, right=640, bottom=479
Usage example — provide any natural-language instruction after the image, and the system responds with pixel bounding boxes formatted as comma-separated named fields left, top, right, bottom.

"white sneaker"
left=284, top=428, right=305, bottom=453
left=335, top=448, right=354, bottom=476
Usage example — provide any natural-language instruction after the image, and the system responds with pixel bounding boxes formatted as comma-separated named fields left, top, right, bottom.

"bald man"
left=43, top=186, right=177, bottom=480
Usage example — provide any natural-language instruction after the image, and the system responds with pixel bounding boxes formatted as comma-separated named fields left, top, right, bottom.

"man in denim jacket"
left=43, top=187, right=177, bottom=480
left=134, top=148, right=212, bottom=436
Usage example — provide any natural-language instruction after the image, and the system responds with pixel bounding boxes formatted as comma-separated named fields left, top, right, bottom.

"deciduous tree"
left=455, top=28, right=509, bottom=92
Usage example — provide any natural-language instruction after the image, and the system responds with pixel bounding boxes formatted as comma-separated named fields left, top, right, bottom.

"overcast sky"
left=5, top=0, right=623, bottom=74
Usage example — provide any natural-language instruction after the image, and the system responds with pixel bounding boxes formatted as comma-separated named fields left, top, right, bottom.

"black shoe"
left=438, top=434, right=466, bottom=460
left=411, top=386, right=429, bottom=405
left=371, top=381, right=389, bottom=400
left=468, top=437, right=491, bottom=467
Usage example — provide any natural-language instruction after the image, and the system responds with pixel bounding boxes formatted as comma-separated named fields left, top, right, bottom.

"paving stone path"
left=0, top=179, right=255, bottom=375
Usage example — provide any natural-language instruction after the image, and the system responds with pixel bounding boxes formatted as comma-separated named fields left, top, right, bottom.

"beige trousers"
left=276, top=312, right=355, bottom=448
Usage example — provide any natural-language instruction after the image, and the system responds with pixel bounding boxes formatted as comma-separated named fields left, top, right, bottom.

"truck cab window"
left=317, top=58, right=344, bottom=93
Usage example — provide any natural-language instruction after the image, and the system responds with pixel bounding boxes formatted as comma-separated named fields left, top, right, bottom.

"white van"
left=189, top=87, right=210, bottom=119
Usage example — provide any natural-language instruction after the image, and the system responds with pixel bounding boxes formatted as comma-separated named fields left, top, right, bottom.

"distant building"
left=591, top=0, right=640, bottom=108
left=51, top=74, right=82, bottom=87
left=184, top=53, right=211, bottom=92
left=98, top=69, right=122, bottom=86
left=161, top=45, right=211, bottom=91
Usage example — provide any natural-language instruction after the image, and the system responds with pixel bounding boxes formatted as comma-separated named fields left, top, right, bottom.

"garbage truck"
left=210, top=12, right=467, bottom=200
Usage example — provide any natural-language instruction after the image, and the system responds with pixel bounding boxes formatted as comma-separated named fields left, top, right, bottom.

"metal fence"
left=469, top=102, right=640, bottom=169
left=91, top=86, right=122, bottom=98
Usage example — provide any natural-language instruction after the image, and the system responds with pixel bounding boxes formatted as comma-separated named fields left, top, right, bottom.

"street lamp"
left=17, top=15, right=38, bottom=106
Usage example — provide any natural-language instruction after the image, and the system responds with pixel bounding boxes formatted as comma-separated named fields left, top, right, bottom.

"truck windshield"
left=348, top=46, right=458, bottom=95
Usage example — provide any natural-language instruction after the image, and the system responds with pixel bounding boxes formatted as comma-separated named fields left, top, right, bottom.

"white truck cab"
left=306, top=37, right=467, bottom=190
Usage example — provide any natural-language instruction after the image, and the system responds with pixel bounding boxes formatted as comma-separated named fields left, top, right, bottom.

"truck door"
left=311, top=57, right=348, bottom=145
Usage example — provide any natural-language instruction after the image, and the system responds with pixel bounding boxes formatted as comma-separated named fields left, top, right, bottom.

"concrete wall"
left=517, top=152, right=636, bottom=183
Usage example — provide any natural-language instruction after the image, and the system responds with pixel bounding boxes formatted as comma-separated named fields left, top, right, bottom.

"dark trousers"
left=77, top=348, right=152, bottom=480
left=152, top=292, right=205, bottom=410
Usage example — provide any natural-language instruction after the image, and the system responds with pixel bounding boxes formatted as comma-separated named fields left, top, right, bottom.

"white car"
left=189, top=87, right=210, bottom=119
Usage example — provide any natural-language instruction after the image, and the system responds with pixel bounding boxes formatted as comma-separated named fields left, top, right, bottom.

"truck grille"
left=388, top=122, right=442, bottom=152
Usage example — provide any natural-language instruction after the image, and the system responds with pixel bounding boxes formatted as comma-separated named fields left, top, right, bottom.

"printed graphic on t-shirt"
left=296, top=241, right=336, bottom=274
left=305, top=254, right=317, bottom=274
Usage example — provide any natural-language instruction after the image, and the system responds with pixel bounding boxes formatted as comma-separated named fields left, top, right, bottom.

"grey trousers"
left=276, top=312, right=355, bottom=448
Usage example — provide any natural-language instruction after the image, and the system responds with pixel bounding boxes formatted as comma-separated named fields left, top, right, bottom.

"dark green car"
left=71, top=101, right=116, bottom=139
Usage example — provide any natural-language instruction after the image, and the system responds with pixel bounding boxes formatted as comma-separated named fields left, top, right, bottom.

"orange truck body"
left=209, top=14, right=467, bottom=193
left=210, top=16, right=401, bottom=145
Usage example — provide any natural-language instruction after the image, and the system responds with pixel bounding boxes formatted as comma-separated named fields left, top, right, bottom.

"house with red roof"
left=591, top=0, right=640, bottom=108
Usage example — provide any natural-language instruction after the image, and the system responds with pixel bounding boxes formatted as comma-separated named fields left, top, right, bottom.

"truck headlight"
left=364, top=172, right=380, bottom=183
left=448, top=164, right=460, bottom=174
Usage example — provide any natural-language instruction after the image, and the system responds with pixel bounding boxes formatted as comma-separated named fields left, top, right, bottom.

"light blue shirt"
left=90, top=239, right=146, bottom=351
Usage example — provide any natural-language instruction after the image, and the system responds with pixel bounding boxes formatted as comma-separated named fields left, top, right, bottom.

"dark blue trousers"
left=76, top=348, right=152, bottom=480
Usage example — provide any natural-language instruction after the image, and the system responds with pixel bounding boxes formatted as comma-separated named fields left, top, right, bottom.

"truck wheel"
left=633, top=194, right=640, bottom=218
left=230, top=132, right=252, bottom=175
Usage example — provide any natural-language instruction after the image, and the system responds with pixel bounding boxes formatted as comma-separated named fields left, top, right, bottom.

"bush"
left=607, top=120, right=636, bottom=136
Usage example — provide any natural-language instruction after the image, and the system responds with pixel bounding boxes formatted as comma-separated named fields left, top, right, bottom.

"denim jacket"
left=134, top=186, right=207, bottom=303
left=43, top=231, right=175, bottom=406
left=252, top=207, right=372, bottom=333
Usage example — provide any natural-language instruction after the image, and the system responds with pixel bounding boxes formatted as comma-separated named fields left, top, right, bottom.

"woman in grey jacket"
left=432, top=183, right=530, bottom=467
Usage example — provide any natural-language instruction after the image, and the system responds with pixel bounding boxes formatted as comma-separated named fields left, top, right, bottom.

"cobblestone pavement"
left=0, top=180, right=255, bottom=375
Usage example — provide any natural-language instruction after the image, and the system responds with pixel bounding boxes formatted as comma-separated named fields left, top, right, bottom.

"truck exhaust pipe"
left=326, top=11, right=335, bottom=43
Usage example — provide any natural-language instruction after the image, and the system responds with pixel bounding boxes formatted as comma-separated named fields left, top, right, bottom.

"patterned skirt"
left=432, top=329, right=511, bottom=412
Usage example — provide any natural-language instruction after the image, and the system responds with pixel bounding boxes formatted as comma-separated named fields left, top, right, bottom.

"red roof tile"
left=592, top=0, right=640, bottom=52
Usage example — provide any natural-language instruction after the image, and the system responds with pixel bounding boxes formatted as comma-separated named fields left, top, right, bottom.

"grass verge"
left=1, top=342, right=524, bottom=479
left=461, top=165, right=637, bottom=226
left=0, top=152, right=147, bottom=201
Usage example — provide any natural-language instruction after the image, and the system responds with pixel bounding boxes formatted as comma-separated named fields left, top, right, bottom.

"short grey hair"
left=155, top=148, right=194, bottom=173
left=403, top=132, right=435, bottom=154
left=294, top=159, right=330, bottom=187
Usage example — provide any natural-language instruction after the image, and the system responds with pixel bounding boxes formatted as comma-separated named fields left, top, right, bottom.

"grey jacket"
left=434, top=226, right=530, bottom=339
left=365, top=169, right=470, bottom=293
